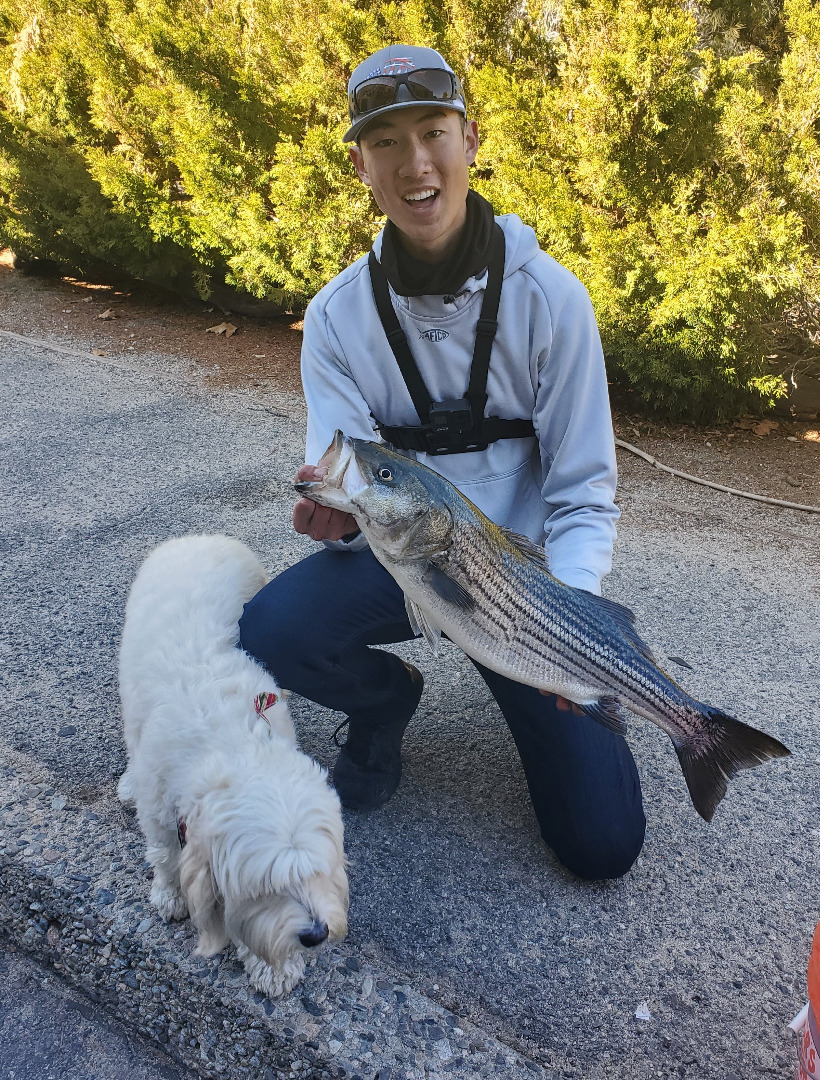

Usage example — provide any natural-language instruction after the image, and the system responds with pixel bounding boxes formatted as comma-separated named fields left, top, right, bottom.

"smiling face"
left=349, top=107, right=479, bottom=262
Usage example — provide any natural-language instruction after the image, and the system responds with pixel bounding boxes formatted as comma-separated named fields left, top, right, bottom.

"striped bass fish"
left=296, top=431, right=790, bottom=821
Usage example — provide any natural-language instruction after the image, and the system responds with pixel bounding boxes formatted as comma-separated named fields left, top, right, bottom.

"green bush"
left=0, top=0, right=817, bottom=420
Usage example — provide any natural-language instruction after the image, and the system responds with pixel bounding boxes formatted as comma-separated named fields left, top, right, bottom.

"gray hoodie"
left=301, top=212, right=619, bottom=595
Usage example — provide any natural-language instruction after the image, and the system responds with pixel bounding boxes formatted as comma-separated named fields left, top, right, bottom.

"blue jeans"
left=239, top=547, right=645, bottom=880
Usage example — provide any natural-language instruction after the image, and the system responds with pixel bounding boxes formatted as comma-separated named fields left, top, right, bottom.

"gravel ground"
left=0, top=941, right=197, bottom=1080
left=1, top=278, right=819, bottom=1080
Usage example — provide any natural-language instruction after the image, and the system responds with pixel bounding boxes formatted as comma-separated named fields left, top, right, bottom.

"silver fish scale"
left=433, top=523, right=700, bottom=736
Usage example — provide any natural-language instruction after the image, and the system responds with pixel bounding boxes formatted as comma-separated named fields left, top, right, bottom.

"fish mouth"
left=293, top=455, right=351, bottom=496
left=294, top=431, right=367, bottom=509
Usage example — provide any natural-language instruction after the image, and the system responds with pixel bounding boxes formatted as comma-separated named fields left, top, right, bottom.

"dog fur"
left=118, top=534, right=348, bottom=997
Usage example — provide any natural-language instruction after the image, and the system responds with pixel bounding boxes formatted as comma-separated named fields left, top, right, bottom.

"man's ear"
left=349, top=145, right=370, bottom=186
left=464, top=119, right=479, bottom=167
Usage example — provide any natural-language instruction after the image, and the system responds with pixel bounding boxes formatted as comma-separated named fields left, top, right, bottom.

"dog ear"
left=179, top=831, right=228, bottom=956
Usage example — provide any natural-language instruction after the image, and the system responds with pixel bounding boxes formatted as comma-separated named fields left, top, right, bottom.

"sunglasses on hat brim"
left=350, top=69, right=463, bottom=118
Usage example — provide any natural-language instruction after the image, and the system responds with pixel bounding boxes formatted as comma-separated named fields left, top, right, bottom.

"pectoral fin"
left=423, top=565, right=475, bottom=611
left=405, top=596, right=442, bottom=657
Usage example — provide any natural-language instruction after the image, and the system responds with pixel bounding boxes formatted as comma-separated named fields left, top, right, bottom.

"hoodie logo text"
left=419, top=328, right=449, bottom=342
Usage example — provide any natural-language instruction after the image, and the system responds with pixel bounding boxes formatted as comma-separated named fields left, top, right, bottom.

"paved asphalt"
left=1, top=331, right=818, bottom=1078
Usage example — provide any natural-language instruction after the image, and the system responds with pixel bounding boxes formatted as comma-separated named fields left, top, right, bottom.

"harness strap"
left=464, top=224, right=505, bottom=426
left=368, top=248, right=434, bottom=423
left=368, top=225, right=535, bottom=456
left=377, top=416, right=536, bottom=453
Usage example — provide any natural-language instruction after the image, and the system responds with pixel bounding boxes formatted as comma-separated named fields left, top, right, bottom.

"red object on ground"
left=809, top=922, right=820, bottom=1018
left=795, top=923, right=820, bottom=1080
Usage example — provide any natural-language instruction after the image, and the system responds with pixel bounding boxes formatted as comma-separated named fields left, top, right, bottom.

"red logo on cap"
left=382, top=58, right=415, bottom=75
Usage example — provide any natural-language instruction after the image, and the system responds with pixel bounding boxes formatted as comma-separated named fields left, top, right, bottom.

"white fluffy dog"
left=118, top=534, right=349, bottom=997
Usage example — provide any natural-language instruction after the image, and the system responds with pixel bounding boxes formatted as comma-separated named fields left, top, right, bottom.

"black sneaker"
left=332, top=663, right=424, bottom=811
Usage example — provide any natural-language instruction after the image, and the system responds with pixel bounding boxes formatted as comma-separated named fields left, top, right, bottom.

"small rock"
left=51, top=795, right=68, bottom=811
left=57, top=726, right=76, bottom=738
left=136, top=918, right=153, bottom=934
left=435, top=1038, right=452, bottom=1060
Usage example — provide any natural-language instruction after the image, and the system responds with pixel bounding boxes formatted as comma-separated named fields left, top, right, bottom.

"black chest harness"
left=368, top=224, right=536, bottom=456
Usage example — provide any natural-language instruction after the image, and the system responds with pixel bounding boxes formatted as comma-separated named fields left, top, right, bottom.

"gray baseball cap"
left=344, top=45, right=466, bottom=144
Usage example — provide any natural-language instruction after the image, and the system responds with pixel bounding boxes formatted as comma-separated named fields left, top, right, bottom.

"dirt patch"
left=1, top=253, right=819, bottom=511
left=0, top=251, right=304, bottom=395
left=612, top=415, right=820, bottom=509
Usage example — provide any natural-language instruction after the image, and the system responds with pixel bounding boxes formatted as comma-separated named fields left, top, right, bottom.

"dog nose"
left=298, top=921, right=329, bottom=948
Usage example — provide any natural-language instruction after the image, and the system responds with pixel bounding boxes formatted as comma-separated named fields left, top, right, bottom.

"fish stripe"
left=446, top=541, right=689, bottom=721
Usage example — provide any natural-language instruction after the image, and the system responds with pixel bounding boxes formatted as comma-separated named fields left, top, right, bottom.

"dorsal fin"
left=498, top=525, right=550, bottom=569
left=584, top=593, right=657, bottom=664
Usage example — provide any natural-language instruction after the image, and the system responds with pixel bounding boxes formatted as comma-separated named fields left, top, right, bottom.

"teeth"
left=405, top=190, right=436, bottom=202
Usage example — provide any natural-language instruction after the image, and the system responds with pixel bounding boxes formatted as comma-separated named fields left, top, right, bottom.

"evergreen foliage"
left=0, top=0, right=816, bottom=418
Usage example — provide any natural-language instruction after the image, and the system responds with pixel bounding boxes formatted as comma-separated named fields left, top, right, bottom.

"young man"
left=240, top=45, right=646, bottom=880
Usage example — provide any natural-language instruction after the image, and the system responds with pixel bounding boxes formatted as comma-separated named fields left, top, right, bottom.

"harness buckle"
left=424, top=398, right=487, bottom=455
left=475, top=317, right=498, bottom=339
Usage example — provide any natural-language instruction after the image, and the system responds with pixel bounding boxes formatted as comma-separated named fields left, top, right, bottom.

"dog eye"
left=378, top=467, right=393, bottom=482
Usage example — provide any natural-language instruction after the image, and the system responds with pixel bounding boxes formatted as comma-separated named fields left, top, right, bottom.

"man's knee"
left=238, top=584, right=302, bottom=678
left=547, top=812, right=646, bottom=881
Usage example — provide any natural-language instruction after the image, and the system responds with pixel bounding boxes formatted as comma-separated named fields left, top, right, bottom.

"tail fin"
left=673, top=708, right=790, bottom=822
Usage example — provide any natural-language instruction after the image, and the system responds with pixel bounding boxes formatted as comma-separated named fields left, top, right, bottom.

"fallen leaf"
left=206, top=322, right=237, bottom=337
left=668, top=656, right=693, bottom=670
left=753, top=419, right=778, bottom=437
left=97, top=308, right=115, bottom=320
left=92, top=349, right=107, bottom=356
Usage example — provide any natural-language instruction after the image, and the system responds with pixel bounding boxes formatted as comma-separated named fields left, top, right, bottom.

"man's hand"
left=293, top=462, right=359, bottom=542
left=540, top=690, right=585, bottom=715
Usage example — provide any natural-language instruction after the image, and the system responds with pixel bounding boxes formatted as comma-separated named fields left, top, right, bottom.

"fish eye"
left=377, top=466, right=394, bottom=482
